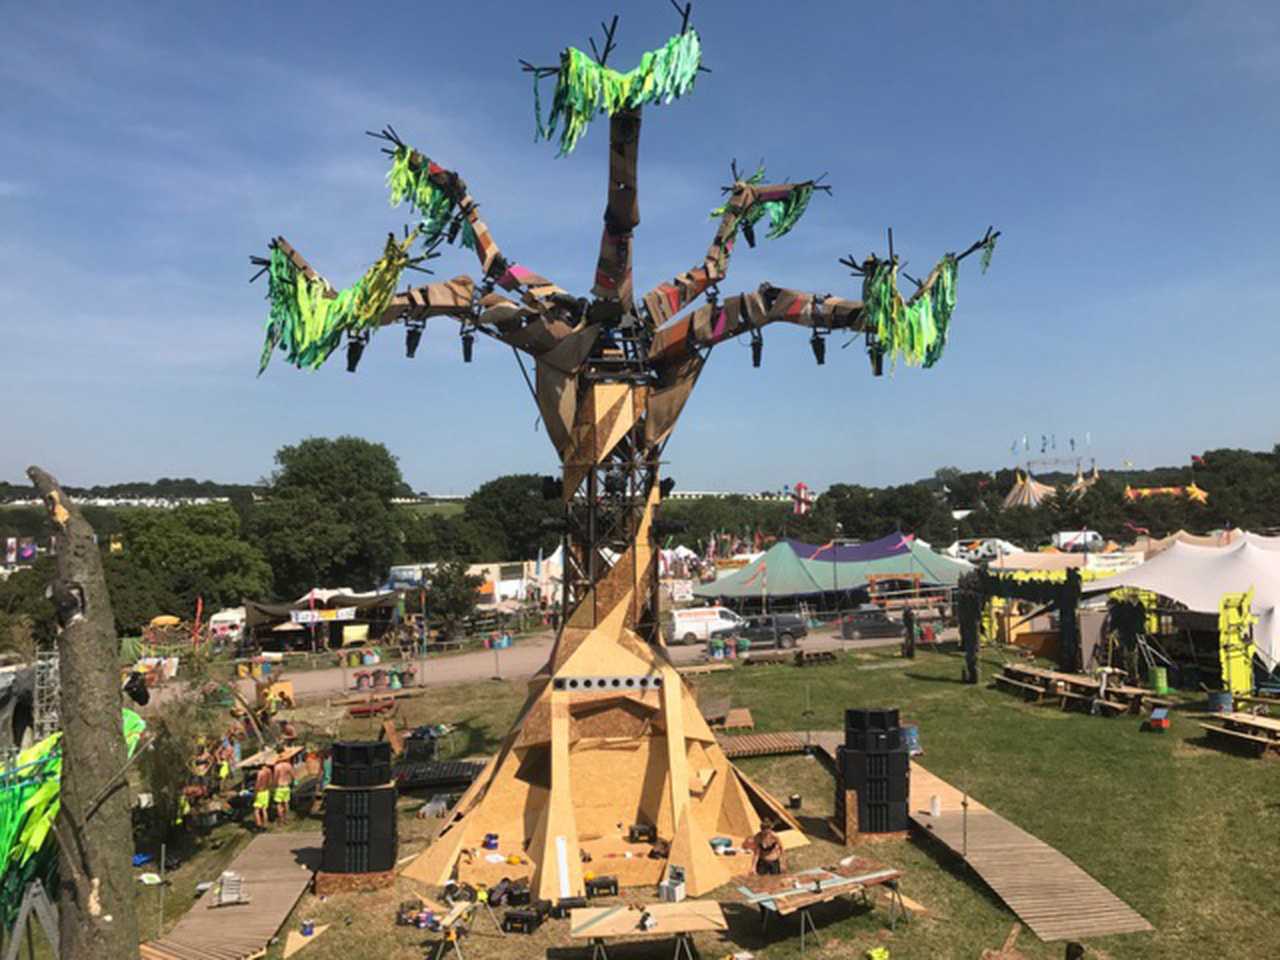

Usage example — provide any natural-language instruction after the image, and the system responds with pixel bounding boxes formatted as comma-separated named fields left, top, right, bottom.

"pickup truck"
left=710, top=613, right=808, bottom=650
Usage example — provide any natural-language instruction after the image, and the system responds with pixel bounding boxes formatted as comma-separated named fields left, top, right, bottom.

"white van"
left=666, top=607, right=744, bottom=645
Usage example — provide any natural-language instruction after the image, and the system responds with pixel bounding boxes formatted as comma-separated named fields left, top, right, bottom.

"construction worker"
left=272, top=756, right=294, bottom=825
left=745, top=819, right=784, bottom=875
left=252, top=764, right=273, bottom=829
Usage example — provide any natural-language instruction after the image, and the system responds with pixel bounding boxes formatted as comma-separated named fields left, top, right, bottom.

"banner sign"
left=289, top=607, right=357, bottom=624
left=17, top=538, right=36, bottom=562
left=670, top=579, right=694, bottom=602
left=387, top=564, right=430, bottom=589
left=4, top=538, right=15, bottom=564
left=1085, top=553, right=1144, bottom=573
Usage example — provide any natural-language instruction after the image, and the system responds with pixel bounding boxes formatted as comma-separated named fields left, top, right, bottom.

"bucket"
left=1208, top=691, right=1233, bottom=714
left=1150, top=666, right=1169, bottom=695
left=301, top=920, right=315, bottom=937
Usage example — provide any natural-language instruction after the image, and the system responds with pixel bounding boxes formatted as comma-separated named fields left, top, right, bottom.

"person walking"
left=252, top=764, right=273, bottom=830
left=272, top=756, right=294, bottom=825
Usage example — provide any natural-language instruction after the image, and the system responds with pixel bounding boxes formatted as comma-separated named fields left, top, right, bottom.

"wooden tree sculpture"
left=252, top=9, right=997, bottom=899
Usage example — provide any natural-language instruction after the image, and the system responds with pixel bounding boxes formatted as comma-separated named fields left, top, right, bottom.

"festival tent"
left=693, top=541, right=825, bottom=599
left=1002, top=471, right=1055, bottom=509
left=1081, top=540, right=1280, bottom=669
left=801, top=538, right=973, bottom=589
left=787, top=532, right=913, bottom=563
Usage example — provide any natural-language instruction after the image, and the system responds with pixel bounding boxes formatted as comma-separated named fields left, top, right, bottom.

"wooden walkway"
left=717, top=730, right=810, bottom=759
left=140, top=831, right=321, bottom=960
left=746, top=732, right=1151, bottom=943
left=906, top=764, right=1151, bottom=941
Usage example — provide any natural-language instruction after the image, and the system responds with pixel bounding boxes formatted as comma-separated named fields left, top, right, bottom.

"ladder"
left=32, top=646, right=60, bottom=741
left=1, top=880, right=59, bottom=960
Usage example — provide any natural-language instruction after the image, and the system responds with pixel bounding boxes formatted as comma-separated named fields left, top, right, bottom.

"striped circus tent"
left=1003, top=471, right=1055, bottom=509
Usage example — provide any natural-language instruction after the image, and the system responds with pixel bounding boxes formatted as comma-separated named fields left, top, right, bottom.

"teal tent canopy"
left=693, top=542, right=826, bottom=599
left=801, top=539, right=972, bottom=589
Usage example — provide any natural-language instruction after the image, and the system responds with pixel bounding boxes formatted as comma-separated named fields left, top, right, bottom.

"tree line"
left=3, top=439, right=1277, bottom=649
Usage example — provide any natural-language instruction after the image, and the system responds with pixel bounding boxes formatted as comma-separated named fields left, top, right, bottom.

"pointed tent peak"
left=692, top=540, right=824, bottom=599
left=1003, top=471, right=1055, bottom=509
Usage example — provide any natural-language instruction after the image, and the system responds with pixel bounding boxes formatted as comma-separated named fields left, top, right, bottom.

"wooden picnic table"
left=998, top=664, right=1169, bottom=715
left=1199, top=710, right=1280, bottom=755
left=569, top=902, right=727, bottom=960
left=736, top=857, right=906, bottom=954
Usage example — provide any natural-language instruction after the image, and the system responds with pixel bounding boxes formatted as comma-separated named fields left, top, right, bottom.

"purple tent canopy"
left=786, top=532, right=913, bottom=563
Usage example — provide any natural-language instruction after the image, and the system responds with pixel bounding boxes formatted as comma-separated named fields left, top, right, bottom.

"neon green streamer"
left=980, top=234, right=997, bottom=273
left=386, top=146, right=477, bottom=252
left=709, top=168, right=815, bottom=241
left=536, top=30, right=703, bottom=156
left=1, top=710, right=145, bottom=928
left=863, top=255, right=959, bottom=370
left=258, top=233, right=415, bottom=373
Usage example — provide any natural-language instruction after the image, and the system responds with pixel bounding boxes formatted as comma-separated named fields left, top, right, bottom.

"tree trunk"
left=26, top=466, right=140, bottom=960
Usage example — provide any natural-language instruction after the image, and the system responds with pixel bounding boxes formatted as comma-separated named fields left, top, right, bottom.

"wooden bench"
left=993, top=674, right=1047, bottom=701
left=1199, top=722, right=1275, bottom=754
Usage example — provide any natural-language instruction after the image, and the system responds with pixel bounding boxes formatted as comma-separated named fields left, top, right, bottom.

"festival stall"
left=243, top=590, right=401, bottom=652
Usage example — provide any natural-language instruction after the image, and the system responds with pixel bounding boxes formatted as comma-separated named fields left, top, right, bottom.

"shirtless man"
left=272, top=757, right=294, bottom=825
left=253, top=764, right=273, bottom=829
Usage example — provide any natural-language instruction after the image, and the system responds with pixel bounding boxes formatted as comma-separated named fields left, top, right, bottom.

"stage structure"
left=251, top=8, right=997, bottom=899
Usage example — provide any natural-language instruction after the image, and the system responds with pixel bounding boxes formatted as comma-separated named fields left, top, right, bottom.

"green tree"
left=428, top=560, right=484, bottom=630
left=399, top=510, right=493, bottom=563
left=117, top=503, right=272, bottom=617
left=0, top=556, right=56, bottom=651
left=251, top=437, right=406, bottom=596
left=463, top=474, right=562, bottom=561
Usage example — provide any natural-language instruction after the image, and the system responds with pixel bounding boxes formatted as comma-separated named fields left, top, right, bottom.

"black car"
left=710, top=613, right=808, bottom=649
left=840, top=604, right=904, bottom=640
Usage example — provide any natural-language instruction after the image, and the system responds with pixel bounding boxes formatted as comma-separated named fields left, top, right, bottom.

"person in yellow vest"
left=272, top=757, right=294, bottom=825
left=253, top=765, right=273, bottom=829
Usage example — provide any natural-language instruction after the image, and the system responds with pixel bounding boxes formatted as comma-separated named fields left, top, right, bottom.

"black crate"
left=551, top=897, right=587, bottom=919
left=322, top=785, right=398, bottom=873
left=333, top=741, right=392, bottom=767
left=502, top=909, right=543, bottom=934
left=844, top=728, right=903, bottom=752
left=628, top=823, right=657, bottom=843
left=838, top=746, right=909, bottom=787
left=857, top=800, right=909, bottom=833
left=845, top=708, right=900, bottom=733
left=585, top=876, right=619, bottom=898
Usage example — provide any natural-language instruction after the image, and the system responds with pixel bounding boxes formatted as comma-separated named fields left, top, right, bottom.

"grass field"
left=401, top=500, right=466, bottom=518
left=124, top=648, right=1278, bottom=960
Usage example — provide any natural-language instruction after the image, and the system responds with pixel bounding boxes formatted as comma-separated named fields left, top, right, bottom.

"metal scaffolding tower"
left=32, top=646, right=59, bottom=741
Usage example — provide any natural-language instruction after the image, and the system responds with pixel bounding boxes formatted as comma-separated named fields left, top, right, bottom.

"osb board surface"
left=569, top=901, right=728, bottom=938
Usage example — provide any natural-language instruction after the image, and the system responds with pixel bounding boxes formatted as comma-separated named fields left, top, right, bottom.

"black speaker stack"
left=836, top=708, right=909, bottom=834
left=323, top=740, right=398, bottom=874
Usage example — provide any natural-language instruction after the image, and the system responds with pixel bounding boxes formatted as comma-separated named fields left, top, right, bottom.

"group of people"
left=252, top=755, right=294, bottom=829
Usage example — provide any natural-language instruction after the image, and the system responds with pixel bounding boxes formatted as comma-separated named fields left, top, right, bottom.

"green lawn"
left=401, top=500, right=465, bottom=518
left=125, top=649, right=1277, bottom=960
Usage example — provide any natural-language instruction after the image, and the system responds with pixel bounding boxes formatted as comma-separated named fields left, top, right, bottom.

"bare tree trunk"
left=26, top=467, right=140, bottom=960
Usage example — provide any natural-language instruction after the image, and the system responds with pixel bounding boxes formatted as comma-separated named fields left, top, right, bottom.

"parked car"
left=665, top=606, right=745, bottom=645
left=710, top=613, right=808, bottom=650
left=840, top=604, right=905, bottom=640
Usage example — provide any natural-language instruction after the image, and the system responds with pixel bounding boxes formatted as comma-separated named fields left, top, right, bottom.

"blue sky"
left=3, top=1, right=1277, bottom=494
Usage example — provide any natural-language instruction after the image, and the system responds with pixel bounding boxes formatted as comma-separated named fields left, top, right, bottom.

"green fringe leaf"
left=862, top=254, right=959, bottom=371
left=259, top=234, right=415, bottom=373
left=535, top=30, right=702, bottom=156
left=708, top=169, right=815, bottom=241
left=980, top=234, right=997, bottom=273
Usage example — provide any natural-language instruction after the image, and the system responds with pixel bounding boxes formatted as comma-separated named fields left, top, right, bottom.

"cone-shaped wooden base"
left=402, top=621, right=804, bottom=898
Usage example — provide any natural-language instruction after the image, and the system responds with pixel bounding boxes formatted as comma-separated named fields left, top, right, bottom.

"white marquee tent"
left=1082, top=538, right=1280, bottom=669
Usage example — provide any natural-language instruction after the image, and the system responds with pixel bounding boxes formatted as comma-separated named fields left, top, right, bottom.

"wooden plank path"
left=907, top=764, right=1151, bottom=942
left=742, top=732, right=1151, bottom=944
left=140, top=831, right=321, bottom=960
left=717, top=730, right=809, bottom=759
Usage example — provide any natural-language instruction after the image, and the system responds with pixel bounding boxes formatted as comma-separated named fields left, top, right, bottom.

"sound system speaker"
left=331, top=740, right=393, bottom=787
left=322, top=784, right=398, bottom=873
left=839, top=706, right=909, bottom=835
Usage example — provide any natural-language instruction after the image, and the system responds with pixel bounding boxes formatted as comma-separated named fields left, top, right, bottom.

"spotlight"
left=751, top=329, right=763, bottom=368
left=866, top=331, right=884, bottom=377
left=346, top=332, right=368, bottom=373
left=810, top=332, right=826, bottom=366
left=604, top=469, right=626, bottom=496
left=462, top=330, right=475, bottom=363
left=659, top=477, right=676, bottom=499
left=405, top=318, right=426, bottom=358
